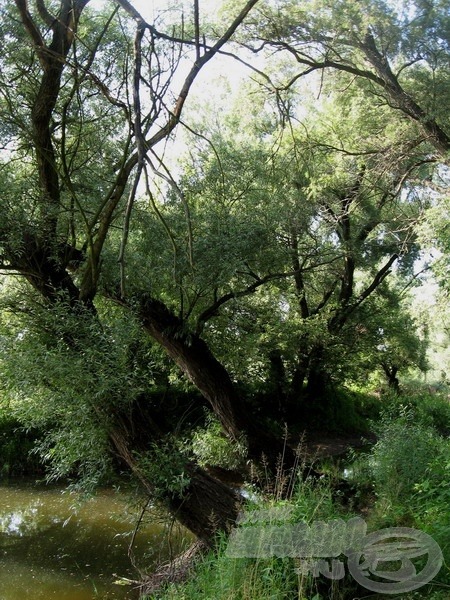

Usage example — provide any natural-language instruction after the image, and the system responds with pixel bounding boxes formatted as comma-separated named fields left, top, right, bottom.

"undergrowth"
left=144, top=390, right=450, bottom=600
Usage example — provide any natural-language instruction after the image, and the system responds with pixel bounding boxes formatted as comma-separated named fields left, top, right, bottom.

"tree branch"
left=260, top=29, right=450, bottom=156
left=14, top=0, right=46, bottom=62
left=82, top=0, right=260, bottom=300
left=36, top=0, right=55, bottom=27
left=119, top=21, right=146, bottom=298
left=196, top=271, right=292, bottom=332
left=146, top=0, right=260, bottom=148
left=329, top=253, right=399, bottom=332
left=113, top=0, right=144, bottom=22
left=361, top=258, right=398, bottom=294
left=194, top=0, right=201, bottom=60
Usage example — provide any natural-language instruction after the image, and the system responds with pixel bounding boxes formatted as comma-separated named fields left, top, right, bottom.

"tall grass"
left=147, top=457, right=360, bottom=600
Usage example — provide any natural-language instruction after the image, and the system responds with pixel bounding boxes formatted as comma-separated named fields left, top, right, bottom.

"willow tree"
left=244, top=0, right=450, bottom=158
left=167, top=77, right=431, bottom=417
left=0, top=0, right=262, bottom=544
left=0, top=0, right=446, bottom=547
left=211, top=0, right=448, bottom=405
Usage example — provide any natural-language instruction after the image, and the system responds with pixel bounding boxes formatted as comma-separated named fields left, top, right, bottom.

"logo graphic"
left=347, top=527, right=443, bottom=594
left=225, top=511, right=443, bottom=594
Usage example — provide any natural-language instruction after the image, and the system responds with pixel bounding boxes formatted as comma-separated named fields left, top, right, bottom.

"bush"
left=368, top=410, right=442, bottom=505
left=191, top=415, right=247, bottom=470
left=382, top=389, right=450, bottom=435
left=411, top=443, right=450, bottom=587
left=351, top=405, right=450, bottom=591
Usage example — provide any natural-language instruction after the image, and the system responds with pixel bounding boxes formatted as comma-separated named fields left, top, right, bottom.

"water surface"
left=0, top=481, right=186, bottom=599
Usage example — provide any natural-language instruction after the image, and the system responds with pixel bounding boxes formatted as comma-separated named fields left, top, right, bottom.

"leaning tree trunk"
left=108, top=422, right=241, bottom=544
left=136, top=294, right=298, bottom=470
left=168, top=464, right=241, bottom=543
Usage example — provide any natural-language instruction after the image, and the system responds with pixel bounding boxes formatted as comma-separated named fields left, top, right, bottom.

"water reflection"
left=0, top=482, right=187, bottom=599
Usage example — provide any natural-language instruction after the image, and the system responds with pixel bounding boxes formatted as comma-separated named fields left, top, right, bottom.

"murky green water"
left=0, top=481, right=187, bottom=599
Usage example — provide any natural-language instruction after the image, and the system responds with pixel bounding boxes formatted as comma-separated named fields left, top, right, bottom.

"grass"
left=146, top=476, right=359, bottom=600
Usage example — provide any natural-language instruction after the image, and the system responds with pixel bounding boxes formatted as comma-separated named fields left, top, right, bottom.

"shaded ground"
left=205, top=430, right=377, bottom=487
left=299, top=430, right=377, bottom=460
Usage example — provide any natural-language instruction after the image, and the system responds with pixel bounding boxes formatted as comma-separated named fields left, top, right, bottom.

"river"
left=0, top=481, right=188, bottom=599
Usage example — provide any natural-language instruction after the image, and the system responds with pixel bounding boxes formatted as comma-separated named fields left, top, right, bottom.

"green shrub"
left=191, top=416, right=247, bottom=470
left=136, top=439, right=191, bottom=500
left=351, top=406, right=450, bottom=591
left=368, top=411, right=442, bottom=504
left=411, top=442, right=450, bottom=587
left=382, top=389, right=450, bottom=435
